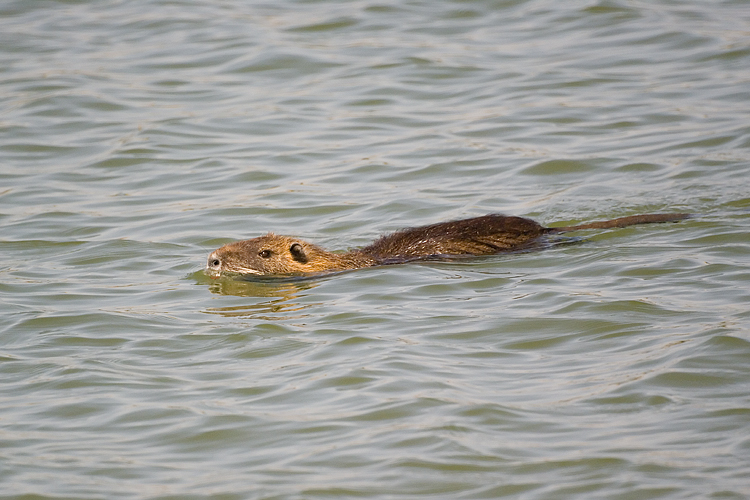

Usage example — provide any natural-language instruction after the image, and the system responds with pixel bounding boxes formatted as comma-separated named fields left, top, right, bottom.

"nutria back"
left=206, top=212, right=689, bottom=277
left=360, top=214, right=546, bottom=262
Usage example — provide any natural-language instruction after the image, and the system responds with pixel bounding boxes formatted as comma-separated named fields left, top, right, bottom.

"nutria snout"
left=206, top=212, right=690, bottom=277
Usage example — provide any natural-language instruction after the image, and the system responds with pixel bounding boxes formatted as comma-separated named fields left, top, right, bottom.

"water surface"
left=1, top=0, right=749, bottom=498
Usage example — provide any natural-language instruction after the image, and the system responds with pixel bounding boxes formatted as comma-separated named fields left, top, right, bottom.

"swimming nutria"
left=206, top=213, right=689, bottom=277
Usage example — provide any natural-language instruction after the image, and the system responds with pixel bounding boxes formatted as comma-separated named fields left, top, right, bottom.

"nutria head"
left=206, top=234, right=327, bottom=276
left=206, top=233, right=375, bottom=276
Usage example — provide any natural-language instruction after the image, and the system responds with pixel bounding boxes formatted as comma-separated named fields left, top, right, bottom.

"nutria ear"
left=289, top=243, right=308, bottom=264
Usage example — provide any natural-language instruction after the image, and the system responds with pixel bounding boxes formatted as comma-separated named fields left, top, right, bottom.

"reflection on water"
left=204, top=298, right=315, bottom=320
left=192, top=269, right=321, bottom=317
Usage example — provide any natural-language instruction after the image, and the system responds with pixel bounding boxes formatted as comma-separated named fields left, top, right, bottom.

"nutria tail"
left=546, top=213, right=691, bottom=233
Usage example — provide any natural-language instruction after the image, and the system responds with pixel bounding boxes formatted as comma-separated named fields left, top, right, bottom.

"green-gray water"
left=2, top=1, right=749, bottom=498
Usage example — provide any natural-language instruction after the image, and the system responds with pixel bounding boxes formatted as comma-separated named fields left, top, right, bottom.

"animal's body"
left=206, top=213, right=689, bottom=277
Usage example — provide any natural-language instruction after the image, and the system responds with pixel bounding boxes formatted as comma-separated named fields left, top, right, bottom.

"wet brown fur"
left=206, top=213, right=690, bottom=276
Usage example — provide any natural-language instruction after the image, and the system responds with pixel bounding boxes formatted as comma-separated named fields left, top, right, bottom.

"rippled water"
left=2, top=0, right=749, bottom=498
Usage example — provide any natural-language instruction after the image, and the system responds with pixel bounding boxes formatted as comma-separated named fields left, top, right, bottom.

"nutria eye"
left=258, top=249, right=272, bottom=258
